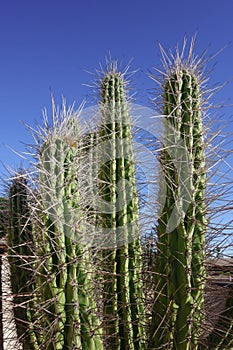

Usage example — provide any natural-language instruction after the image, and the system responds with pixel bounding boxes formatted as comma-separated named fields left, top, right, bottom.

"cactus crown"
left=101, top=72, right=125, bottom=103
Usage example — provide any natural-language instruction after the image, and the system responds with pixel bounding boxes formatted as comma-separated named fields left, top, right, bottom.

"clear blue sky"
left=0, top=0, right=233, bottom=185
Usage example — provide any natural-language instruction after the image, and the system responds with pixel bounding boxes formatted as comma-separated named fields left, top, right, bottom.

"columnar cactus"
left=0, top=197, right=6, bottom=350
left=31, top=108, right=104, bottom=349
left=97, top=67, right=146, bottom=349
left=0, top=197, right=7, bottom=238
left=149, top=55, right=207, bottom=349
left=8, top=173, right=35, bottom=349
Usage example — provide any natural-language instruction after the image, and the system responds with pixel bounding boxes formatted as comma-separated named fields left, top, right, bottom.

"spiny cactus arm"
left=61, top=147, right=82, bottom=349
left=118, top=120, right=146, bottom=349
left=63, top=145, right=104, bottom=350
left=75, top=252, right=104, bottom=350
left=99, top=70, right=146, bottom=349
left=184, top=73, right=207, bottom=344
left=169, top=70, right=207, bottom=349
left=0, top=197, right=7, bottom=238
left=166, top=71, right=194, bottom=349
left=81, top=131, right=100, bottom=231
left=151, top=74, right=184, bottom=337
left=150, top=63, right=207, bottom=350
left=8, top=175, right=36, bottom=349
left=99, top=73, right=119, bottom=349
left=64, top=236, right=82, bottom=349
left=38, top=138, right=68, bottom=349
left=115, top=142, right=133, bottom=349
left=128, top=238, right=146, bottom=349
left=149, top=148, right=179, bottom=348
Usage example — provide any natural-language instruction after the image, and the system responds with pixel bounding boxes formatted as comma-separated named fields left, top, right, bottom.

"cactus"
left=149, top=47, right=207, bottom=349
left=0, top=197, right=7, bottom=238
left=8, top=173, right=35, bottom=349
left=97, top=66, right=146, bottom=349
left=30, top=106, right=104, bottom=349
left=81, top=130, right=99, bottom=229
left=0, top=197, right=6, bottom=350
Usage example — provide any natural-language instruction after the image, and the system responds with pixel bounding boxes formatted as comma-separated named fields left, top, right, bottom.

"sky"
left=0, top=0, right=233, bottom=190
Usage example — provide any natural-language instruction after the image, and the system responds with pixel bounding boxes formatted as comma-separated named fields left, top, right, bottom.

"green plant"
left=149, top=44, right=207, bottom=349
left=29, top=105, right=104, bottom=349
left=0, top=196, right=7, bottom=350
left=97, top=66, right=146, bottom=349
left=8, top=173, right=35, bottom=349
left=0, top=197, right=7, bottom=238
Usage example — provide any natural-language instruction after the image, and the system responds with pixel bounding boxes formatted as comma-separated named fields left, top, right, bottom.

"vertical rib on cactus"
left=149, top=46, right=207, bottom=349
left=98, top=67, right=146, bottom=349
left=81, top=131, right=99, bottom=229
left=8, top=173, right=35, bottom=349
left=32, top=105, right=103, bottom=349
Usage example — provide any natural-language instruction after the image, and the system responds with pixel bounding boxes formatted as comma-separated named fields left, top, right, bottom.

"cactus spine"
left=98, top=68, right=146, bottom=349
left=8, top=174, right=35, bottom=349
left=149, top=61, right=207, bottom=349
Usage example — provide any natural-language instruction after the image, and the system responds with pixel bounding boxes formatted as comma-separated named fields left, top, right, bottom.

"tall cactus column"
left=149, top=65, right=207, bottom=349
left=98, top=68, right=146, bottom=350
left=0, top=197, right=7, bottom=350
left=8, top=174, right=35, bottom=349
left=32, top=110, right=103, bottom=349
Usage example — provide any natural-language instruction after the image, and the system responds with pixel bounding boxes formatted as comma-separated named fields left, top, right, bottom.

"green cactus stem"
left=98, top=68, right=146, bottom=350
left=8, top=173, right=35, bottom=349
left=32, top=108, right=103, bottom=349
left=0, top=197, right=7, bottom=238
left=149, top=63, right=207, bottom=350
